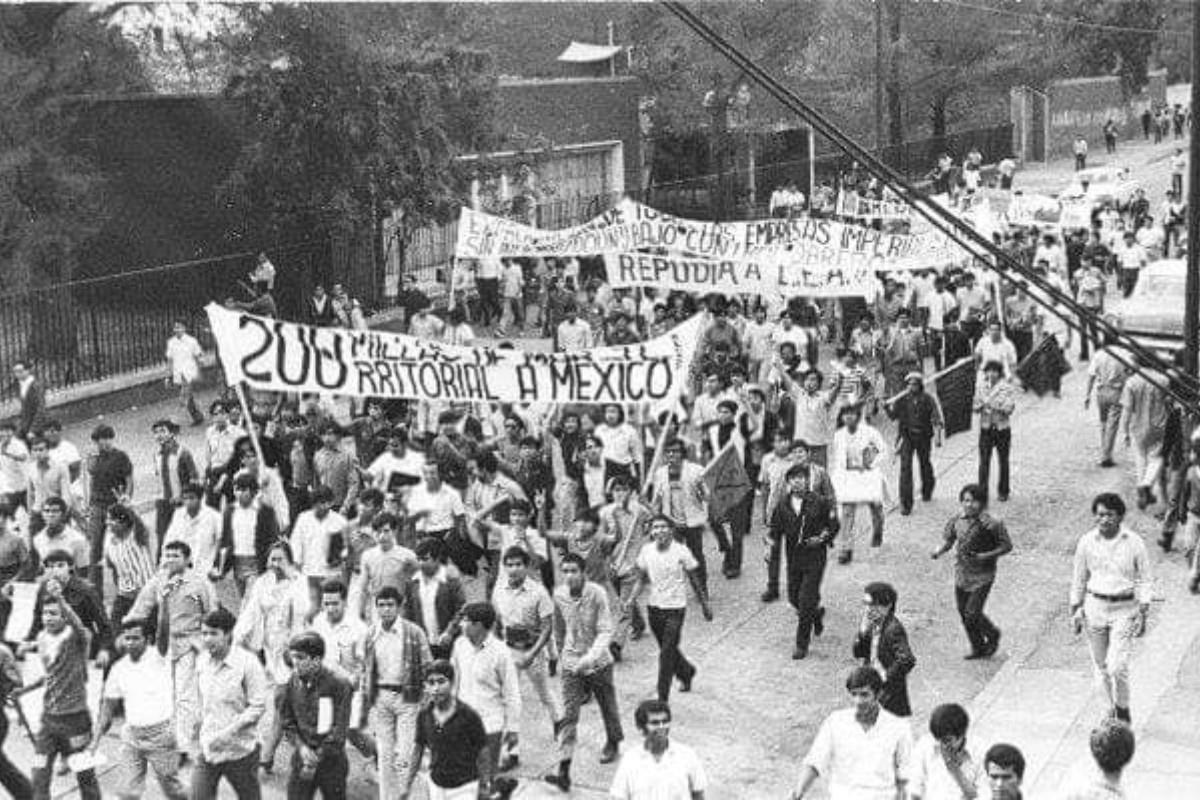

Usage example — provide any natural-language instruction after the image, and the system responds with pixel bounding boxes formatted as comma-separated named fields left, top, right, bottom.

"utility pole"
left=874, top=0, right=884, bottom=151
left=1187, top=1, right=1200, bottom=377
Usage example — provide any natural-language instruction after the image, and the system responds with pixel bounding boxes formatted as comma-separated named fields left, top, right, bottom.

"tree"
left=1058, top=0, right=1166, bottom=95
left=219, top=5, right=498, bottom=246
left=0, top=4, right=148, bottom=358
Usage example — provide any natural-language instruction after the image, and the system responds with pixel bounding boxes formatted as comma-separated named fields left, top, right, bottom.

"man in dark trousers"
left=401, top=537, right=466, bottom=660
left=279, top=631, right=353, bottom=800
left=852, top=581, right=915, bottom=718
left=887, top=372, right=943, bottom=514
left=11, top=362, right=45, bottom=442
left=768, top=463, right=838, bottom=660
left=932, top=483, right=1013, bottom=659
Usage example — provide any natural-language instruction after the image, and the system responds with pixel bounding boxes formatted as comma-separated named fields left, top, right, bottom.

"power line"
left=934, top=0, right=1186, bottom=40
left=658, top=0, right=1200, bottom=409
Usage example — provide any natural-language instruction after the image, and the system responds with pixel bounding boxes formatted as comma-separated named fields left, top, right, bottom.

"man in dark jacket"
left=12, top=362, right=45, bottom=442
left=26, top=549, right=113, bottom=667
left=216, top=473, right=281, bottom=599
left=886, top=372, right=944, bottom=514
left=768, top=463, right=838, bottom=660
left=852, top=581, right=915, bottom=718
left=401, top=537, right=466, bottom=659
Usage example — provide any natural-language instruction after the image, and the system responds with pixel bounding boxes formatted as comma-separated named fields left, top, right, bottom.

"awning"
left=557, top=41, right=623, bottom=63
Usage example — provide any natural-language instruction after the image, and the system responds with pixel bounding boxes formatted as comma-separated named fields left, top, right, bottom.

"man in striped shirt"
left=103, top=504, right=156, bottom=633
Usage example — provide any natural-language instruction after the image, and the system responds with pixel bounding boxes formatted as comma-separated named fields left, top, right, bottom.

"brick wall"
left=1046, top=70, right=1167, bottom=158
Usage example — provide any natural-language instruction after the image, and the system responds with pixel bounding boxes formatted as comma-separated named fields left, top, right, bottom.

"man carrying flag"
left=702, top=440, right=754, bottom=580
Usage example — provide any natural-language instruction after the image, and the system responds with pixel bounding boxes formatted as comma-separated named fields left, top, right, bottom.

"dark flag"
left=935, top=357, right=976, bottom=437
left=1016, top=333, right=1071, bottom=397
left=702, top=442, right=753, bottom=522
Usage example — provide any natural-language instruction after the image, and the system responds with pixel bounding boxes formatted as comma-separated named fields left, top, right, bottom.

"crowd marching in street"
left=0, top=118, right=1193, bottom=800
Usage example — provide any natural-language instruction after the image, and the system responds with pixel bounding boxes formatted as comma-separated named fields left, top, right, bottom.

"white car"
left=1059, top=167, right=1140, bottom=210
left=1111, top=259, right=1187, bottom=351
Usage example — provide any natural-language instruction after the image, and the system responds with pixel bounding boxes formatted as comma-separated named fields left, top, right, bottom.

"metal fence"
left=0, top=243, right=326, bottom=404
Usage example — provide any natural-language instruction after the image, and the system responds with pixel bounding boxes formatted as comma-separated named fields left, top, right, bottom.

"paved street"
left=8, top=134, right=1200, bottom=799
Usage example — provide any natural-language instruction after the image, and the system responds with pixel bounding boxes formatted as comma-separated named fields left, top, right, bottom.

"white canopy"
left=557, top=41, right=622, bottom=63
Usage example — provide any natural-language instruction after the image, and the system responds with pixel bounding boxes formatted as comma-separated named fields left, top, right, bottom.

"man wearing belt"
left=93, top=617, right=187, bottom=799
left=126, top=539, right=219, bottom=758
left=363, top=585, right=433, bottom=799
left=1070, top=493, right=1153, bottom=724
left=491, top=546, right=561, bottom=771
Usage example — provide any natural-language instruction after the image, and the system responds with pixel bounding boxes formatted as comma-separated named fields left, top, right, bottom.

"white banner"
left=604, top=252, right=880, bottom=299
left=834, top=191, right=913, bottom=221
left=205, top=303, right=702, bottom=405
left=455, top=199, right=963, bottom=269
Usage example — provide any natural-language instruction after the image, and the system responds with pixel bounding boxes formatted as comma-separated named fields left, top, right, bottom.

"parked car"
left=1111, top=258, right=1187, bottom=350
left=1059, top=166, right=1140, bottom=211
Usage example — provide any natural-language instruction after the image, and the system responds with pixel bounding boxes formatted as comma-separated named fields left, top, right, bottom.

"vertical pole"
left=874, top=0, right=884, bottom=151
left=1187, top=1, right=1200, bottom=377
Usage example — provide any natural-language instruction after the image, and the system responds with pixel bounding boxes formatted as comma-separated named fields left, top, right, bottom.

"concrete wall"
left=1044, top=70, right=1167, bottom=158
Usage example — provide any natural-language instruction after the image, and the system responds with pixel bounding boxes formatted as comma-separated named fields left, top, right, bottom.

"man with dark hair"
left=279, top=631, right=354, bottom=799
left=975, top=359, right=1016, bottom=502
left=983, top=743, right=1026, bottom=800
left=600, top=474, right=652, bottom=655
left=624, top=516, right=712, bottom=701
left=769, top=463, right=837, bottom=660
left=0, top=419, right=29, bottom=511
left=31, top=496, right=88, bottom=569
left=409, top=660, right=489, bottom=799
left=151, top=418, right=199, bottom=552
left=292, top=484, right=350, bottom=611
left=649, top=438, right=711, bottom=593
left=12, top=361, right=46, bottom=441
left=193, top=607, right=269, bottom=799
left=313, top=424, right=359, bottom=516
left=103, top=503, right=156, bottom=635
left=909, top=703, right=983, bottom=800
left=610, top=700, right=706, bottom=800
left=886, top=372, right=944, bottom=514
left=1061, top=720, right=1134, bottom=799
left=26, top=549, right=112, bottom=669
left=451, top=602, right=521, bottom=797
left=358, top=512, right=417, bottom=621
left=363, top=584, right=433, bottom=798
left=93, top=617, right=187, bottom=800
left=309, top=579, right=376, bottom=762
left=202, top=400, right=244, bottom=509
left=1070, top=492, right=1152, bottom=724
left=165, top=481, right=221, bottom=581
left=933, top=484, right=1013, bottom=660
left=84, top=422, right=133, bottom=588
left=543, top=552, right=622, bottom=792
left=18, top=579, right=102, bottom=800
left=790, top=667, right=912, bottom=800
left=403, top=537, right=467, bottom=659
left=164, top=321, right=205, bottom=426
left=218, top=472, right=281, bottom=598
left=127, top=538, right=218, bottom=756
left=26, top=439, right=75, bottom=534
left=492, top=545, right=560, bottom=768
left=853, top=582, right=916, bottom=718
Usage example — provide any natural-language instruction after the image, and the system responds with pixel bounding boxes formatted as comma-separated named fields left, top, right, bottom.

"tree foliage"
left=0, top=5, right=147, bottom=286
left=1058, top=0, right=1166, bottom=94
left=219, top=4, right=498, bottom=240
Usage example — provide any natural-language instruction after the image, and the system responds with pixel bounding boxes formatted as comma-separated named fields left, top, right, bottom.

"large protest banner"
left=455, top=199, right=964, bottom=270
left=205, top=303, right=702, bottom=405
left=603, top=252, right=879, bottom=298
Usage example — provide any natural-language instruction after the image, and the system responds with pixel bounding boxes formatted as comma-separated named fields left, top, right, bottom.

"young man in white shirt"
left=623, top=516, right=712, bottom=702
left=93, top=617, right=188, bottom=800
left=164, top=321, right=205, bottom=426
left=309, top=578, right=377, bottom=761
left=609, top=699, right=707, bottom=800
left=973, top=320, right=1019, bottom=380
left=165, top=482, right=222, bottom=578
left=498, top=259, right=525, bottom=336
left=1113, top=231, right=1147, bottom=299
left=648, top=439, right=711, bottom=594
left=907, top=703, right=984, bottom=800
left=290, top=485, right=349, bottom=613
left=791, top=666, right=912, bottom=800
left=366, top=426, right=425, bottom=498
